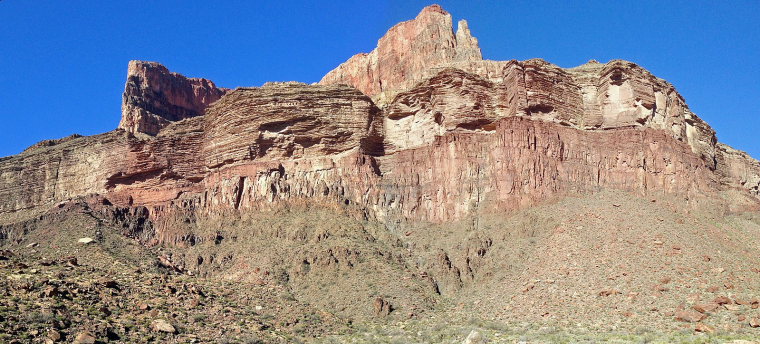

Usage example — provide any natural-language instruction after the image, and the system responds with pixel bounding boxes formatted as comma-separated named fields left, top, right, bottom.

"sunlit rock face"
left=1, top=5, right=758, bottom=243
left=319, top=5, right=483, bottom=103
left=716, top=143, right=760, bottom=198
left=203, top=82, right=384, bottom=168
left=119, top=60, right=227, bottom=136
left=320, top=5, right=717, bottom=163
left=566, top=60, right=717, bottom=163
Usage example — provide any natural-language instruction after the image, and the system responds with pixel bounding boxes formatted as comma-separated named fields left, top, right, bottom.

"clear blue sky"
left=1, top=1, right=758, bottom=159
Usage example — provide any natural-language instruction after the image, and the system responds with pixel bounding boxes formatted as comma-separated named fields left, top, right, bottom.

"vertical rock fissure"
left=233, top=176, right=245, bottom=210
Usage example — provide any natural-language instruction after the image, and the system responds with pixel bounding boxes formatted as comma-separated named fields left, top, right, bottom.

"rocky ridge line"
left=319, top=4, right=483, bottom=103
left=0, top=4, right=758, bottom=243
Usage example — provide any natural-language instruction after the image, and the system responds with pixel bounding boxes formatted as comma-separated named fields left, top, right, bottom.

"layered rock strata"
left=203, top=82, right=384, bottom=167
left=320, top=4, right=482, bottom=103
left=1, top=5, right=759, bottom=244
left=119, top=60, right=227, bottom=136
left=321, top=6, right=716, bottom=164
left=716, top=143, right=760, bottom=198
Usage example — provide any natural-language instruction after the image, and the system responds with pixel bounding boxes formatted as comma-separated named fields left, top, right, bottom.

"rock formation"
left=4, top=6, right=760, bottom=341
left=1, top=4, right=759, bottom=243
left=203, top=82, right=384, bottom=167
left=320, top=4, right=482, bottom=103
left=320, top=6, right=718, bottom=164
left=716, top=143, right=760, bottom=197
left=119, top=60, right=227, bottom=136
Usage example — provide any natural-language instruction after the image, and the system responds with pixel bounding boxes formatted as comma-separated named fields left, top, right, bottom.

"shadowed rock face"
left=0, top=5, right=758, bottom=243
left=119, top=60, right=227, bottom=136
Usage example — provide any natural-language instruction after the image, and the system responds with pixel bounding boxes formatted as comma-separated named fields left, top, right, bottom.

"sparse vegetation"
left=2, top=191, right=760, bottom=342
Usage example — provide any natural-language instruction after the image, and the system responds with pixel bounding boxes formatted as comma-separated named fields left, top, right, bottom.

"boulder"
left=693, top=303, right=720, bottom=313
left=373, top=297, right=393, bottom=317
left=695, top=322, right=715, bottom=333
left=151, top=319, right=177, bottom=333
left=462, top=330, right=486, bottom=344
left=77, top=237, right=94, bottom=244
left=72, top=332, right=96, bottom=344
left=713, top=296, right=732, bottom=305
left=675, top=309, right=707, bottom=322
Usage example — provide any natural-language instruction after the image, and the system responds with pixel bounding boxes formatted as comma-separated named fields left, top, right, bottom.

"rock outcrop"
left=322, top=5, right=717, bottom=164
left=381, top=60, right=717, bottom=162
left=203, top=82, right=383, bottom=168
left=376, top=116, right=719, bottom=222
left=119, top=60, right=227, bottom=136
left=319, top=5, right=482, bottom=103
left=0, top=131, right=130, bottom=221
left=1, top=5, right=759, bottom=243
left=21, top=134, right=84, bottom=153
left=716, top=143, right=760, bottom=198
left=566, top=60, right=717, bottom=163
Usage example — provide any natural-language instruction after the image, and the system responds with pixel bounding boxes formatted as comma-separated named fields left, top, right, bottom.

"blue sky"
left=1, top=1, right=758, bottom=158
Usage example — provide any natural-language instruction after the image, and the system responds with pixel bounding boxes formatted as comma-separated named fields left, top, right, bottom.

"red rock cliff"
left=319, top=5, right=482, bottom=102
left=119, top=61, right=227, bottom=136
left=1, top=5, right=758, bottom=242
left=321, top=5, right=717, bottom=165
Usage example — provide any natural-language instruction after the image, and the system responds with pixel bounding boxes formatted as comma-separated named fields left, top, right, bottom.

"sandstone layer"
left=321, top=6, right=717, bottom=165
left=1, top=4, right=758, bottom=242
left=203, top=82, right=384, bottom=167
left=320, top=4, right=482, bottom=103
left=119, top=60, right=227, bottom=136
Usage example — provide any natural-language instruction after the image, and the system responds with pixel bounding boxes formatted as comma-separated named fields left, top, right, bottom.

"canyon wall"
left=0, top=131, right=129, bottom=220
left=119, top=60, right=227, bottom=136
left=320, top=6, right=716, bottom=164
left=203, top=82, right=384, bottom=167
left=319, top=4, right=482, bottom=103
left=716, top=143, right=760, bottom=198
left=0, top=5, right=758, bottom=243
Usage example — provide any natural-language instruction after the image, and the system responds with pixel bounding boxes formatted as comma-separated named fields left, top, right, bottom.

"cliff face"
left=319, top=5, right=482, bottom=103
left=0, top=5, right=758, bottom=242
left=0, top=131, right=130, bottom=219
left=375, top=116, right=719, bottom=223
left=119, top=61, right=227, bottom=136
left=320, top=5, right=717, bottom=164
left=382, top=60, right=718, bottom=161
left=203, top=82, right=384, bottom=168
left=716, top=143, right=760, bottom=198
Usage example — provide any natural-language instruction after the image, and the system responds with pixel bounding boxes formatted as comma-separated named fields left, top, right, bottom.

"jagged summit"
left=319, top=4, right=482, bottom=102
left=4, top=4, right=758, bottom=223
left=119, top=60, right=227, bottom=136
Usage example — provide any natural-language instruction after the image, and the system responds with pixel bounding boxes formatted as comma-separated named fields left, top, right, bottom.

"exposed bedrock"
left=2, top=110, right=747, bottom=245
left=203, top=82, right=384, bottom=168
left=716, top=143, right=760, bottom=198
left=321, top=5, right=717, bottom=164
left=1, top=4, right=759, bottom=246
left=319, top=4, right=482, bottom=102
left=119, top=60, right=227, bottom=136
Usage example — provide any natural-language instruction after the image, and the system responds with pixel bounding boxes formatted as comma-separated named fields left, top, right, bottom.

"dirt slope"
left=2, top=190, right=760, bottom=343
